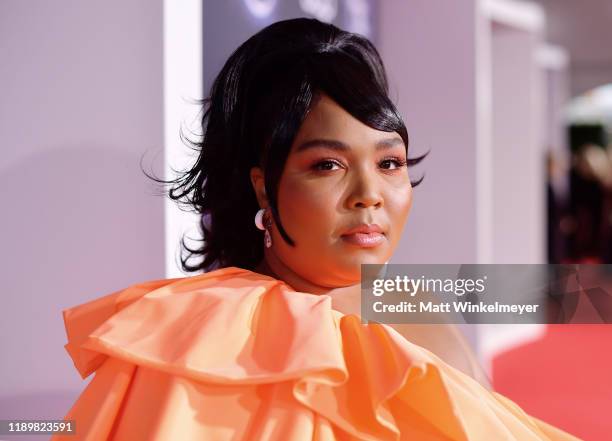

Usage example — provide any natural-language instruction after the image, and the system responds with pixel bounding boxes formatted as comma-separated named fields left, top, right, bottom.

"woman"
left=53, top=18, right=581, bottom=440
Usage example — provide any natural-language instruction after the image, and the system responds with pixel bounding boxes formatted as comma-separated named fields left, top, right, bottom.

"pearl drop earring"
left=254, top=208, right=272, bottom=248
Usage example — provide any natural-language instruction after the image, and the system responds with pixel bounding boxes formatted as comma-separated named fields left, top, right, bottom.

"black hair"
left=145, top=17, right=429, bottom=273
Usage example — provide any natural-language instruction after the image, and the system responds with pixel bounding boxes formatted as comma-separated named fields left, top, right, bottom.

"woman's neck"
left=253, top=250, right=363, bottom=316
left=253, top=252, right=332, bottom=295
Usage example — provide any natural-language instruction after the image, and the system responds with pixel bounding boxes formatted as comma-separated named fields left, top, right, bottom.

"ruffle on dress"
left=52, top=266, right=582, bottom=441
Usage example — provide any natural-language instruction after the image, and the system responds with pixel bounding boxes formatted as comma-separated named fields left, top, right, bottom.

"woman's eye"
left=312, top=160, right=342, bottom=171
left=380, top=157, right=407, bottom=170
left=312, top=157, right=407, bottom=172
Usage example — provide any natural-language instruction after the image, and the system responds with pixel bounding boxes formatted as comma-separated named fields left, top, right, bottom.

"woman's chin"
left=332, top=256, right=386, bottom=276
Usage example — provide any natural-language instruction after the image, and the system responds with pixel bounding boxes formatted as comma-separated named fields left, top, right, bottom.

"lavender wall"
left=378, top=0, right=479, bottom=264
left=532, top=0, right=612, bottom=97
left=0, top=0, right=165, bottom=435
left=491, top=23, right=546, bottom=264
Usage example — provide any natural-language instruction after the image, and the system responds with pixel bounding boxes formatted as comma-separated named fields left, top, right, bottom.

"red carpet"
left=492, top=324, right=612, bottom=441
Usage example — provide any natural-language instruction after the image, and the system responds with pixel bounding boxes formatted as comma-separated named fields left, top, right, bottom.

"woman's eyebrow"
left=295, top=137, right=404, bottom=153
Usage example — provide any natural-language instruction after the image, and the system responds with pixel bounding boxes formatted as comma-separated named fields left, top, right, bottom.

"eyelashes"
left=380, top=157, right=408, bottom=169
left=311, top=156, right=408, bottom=172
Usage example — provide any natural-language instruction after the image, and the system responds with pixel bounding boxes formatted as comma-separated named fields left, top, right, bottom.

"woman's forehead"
left=293, top=95, right=403, bottom=151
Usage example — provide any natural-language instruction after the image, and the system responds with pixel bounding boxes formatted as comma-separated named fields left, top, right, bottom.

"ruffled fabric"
left=52, top=266, right=582, bottom=441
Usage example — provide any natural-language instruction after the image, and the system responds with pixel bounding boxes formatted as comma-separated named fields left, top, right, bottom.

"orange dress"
left=52, top=266, right=582, bottom=441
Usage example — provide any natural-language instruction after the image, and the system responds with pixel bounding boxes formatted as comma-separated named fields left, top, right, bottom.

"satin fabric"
left=52, top=266, right=582, bottom=440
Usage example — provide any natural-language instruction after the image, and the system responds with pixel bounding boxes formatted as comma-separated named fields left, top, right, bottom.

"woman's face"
left=260, top=94, right=413, bottom=287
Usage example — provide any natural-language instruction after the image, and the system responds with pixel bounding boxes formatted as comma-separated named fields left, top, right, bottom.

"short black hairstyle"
left=146, top=17, right=428, bottom=273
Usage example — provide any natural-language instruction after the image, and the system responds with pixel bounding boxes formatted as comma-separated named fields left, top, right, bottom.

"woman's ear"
left=250, top=166, right=268, bottom=209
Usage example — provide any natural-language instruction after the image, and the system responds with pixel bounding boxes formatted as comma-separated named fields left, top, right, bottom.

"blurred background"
left=1, top=0, right=611, bottom=440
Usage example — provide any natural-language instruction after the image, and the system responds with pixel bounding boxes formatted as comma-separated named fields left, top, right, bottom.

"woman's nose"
left=346, top=173, right=383, bottom=209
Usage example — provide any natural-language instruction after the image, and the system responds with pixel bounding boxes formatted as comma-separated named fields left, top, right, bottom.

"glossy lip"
left=340, top=231, right=385, bottom=247
left=340, top=223, right=386, bottom=248
left=341, top=223, right=384, bottom=236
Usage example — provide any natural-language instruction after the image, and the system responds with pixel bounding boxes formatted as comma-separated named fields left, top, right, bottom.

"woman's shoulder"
left=61, top=266, right=340, bottom=380
left=62, top=266, right=288, bottom=334
left=59, top=266, right=581, bottom=440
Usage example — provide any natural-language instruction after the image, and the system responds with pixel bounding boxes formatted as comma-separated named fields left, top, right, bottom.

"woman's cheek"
left=283, top=186, right=337, bottom=241
left=294, top=191, right=332, bottom=229
left=388, top=187, right=413, bottom=234
left=279, top=181, right=321, bottom=227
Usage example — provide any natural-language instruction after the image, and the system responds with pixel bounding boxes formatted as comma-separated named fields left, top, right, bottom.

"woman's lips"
left=341, top=232, right=385, bottom=247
